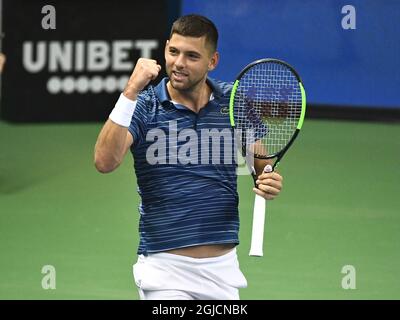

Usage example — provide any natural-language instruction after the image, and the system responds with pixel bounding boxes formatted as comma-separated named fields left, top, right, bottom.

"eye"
left=188, top=53, right=200, bottom=60
left=169, top=48, right=178, bottom=55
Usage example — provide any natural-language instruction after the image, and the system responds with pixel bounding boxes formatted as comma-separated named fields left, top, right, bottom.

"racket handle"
left=249, top=164, right=272, bottom=257
left=249, top=194, right=266, bottom=256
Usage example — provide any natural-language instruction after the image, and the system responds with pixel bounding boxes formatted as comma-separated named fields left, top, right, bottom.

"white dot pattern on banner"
left=90, top=76, right=103, bottom=93
left=63, top=76, right=75, bottom=94
left=75, top=76, right=89, bottom=93
left=104, top=76, right=118, bottom=93
left=46, top=76, right=130, bottom=94
left=118, top=76, right=129, bottom=91
left=47, top=76, right=61, bottom=94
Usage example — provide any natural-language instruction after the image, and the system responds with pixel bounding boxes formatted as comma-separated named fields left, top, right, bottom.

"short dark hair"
left=169, top=14, right=218, bottom=52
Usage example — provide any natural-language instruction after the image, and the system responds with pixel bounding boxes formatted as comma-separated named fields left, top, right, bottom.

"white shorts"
left=132, top=248, right=247, bottom=300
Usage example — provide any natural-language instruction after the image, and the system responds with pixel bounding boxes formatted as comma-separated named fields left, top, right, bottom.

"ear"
left=164, top=40, right=169, bottom=56
left=208, top=51, right=219, bottom=71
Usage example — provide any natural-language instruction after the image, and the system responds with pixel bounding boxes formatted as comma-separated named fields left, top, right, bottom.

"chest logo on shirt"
left=220, top=106, right=229, bottom=115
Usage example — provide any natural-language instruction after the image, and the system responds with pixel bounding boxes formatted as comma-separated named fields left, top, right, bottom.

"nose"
left=174, top=54, right=185, bottom=69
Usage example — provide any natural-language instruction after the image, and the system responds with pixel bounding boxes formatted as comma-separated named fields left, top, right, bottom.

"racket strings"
left=234, top=62, right=302, bottom=157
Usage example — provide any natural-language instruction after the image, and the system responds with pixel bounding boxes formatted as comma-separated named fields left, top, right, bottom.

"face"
left=165, top=33, right=219, bottom=92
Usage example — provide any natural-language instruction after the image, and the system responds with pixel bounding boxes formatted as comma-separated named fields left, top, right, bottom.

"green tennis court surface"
left=0, top=119, right=399, bottom=299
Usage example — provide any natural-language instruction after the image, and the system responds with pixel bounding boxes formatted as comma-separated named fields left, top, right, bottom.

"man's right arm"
left=94, top=58, right=161, bottom=173
left=94, top=119, right=133, bottom=173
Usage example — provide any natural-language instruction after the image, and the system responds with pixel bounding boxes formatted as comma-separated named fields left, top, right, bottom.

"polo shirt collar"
left=153, top=77, right=224, bottom=105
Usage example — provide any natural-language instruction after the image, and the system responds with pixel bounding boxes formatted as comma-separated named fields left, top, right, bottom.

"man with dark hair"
left=170, top=14, right=219, bottom=51
left=94, top=14, right=283, bottom=300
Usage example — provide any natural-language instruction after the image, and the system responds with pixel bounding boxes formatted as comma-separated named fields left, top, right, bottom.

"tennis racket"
left=229, top=58, right=306, bottom=257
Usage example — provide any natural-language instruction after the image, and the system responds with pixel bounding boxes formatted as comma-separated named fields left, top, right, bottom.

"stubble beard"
left=167, top=68, right=207, bottom=93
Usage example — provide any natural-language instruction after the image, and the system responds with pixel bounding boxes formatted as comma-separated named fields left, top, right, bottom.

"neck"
left=167, top=78, right=211, bottom=113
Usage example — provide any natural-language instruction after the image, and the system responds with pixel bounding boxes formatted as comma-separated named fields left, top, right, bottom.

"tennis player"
left=94, top=14, right=283, bottom=300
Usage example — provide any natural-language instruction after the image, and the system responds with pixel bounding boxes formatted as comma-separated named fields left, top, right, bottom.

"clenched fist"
left=123, top=58, right=161, bottom=100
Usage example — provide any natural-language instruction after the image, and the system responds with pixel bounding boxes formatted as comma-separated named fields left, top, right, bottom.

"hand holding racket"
left=229, top=58, right=306, bottom=257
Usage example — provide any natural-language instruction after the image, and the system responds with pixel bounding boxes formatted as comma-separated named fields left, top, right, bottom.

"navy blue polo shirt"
left=128, top=77, right=239, bottom=255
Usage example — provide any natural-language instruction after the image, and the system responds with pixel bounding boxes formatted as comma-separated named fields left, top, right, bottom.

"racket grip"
left=249, top=194, right=266, bottom=257
left=249, top=164, right=272, bottom=256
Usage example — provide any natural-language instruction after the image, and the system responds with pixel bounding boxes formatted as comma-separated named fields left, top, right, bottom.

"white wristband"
left=109, top=93, right=137, bottom=127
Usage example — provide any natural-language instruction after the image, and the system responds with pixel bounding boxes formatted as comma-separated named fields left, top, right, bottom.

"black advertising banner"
left=1, top=0, right=179, bottom=122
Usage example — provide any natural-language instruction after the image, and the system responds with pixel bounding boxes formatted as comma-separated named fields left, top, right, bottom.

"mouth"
left=172, top=71, right=188, bottom=81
